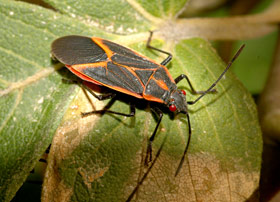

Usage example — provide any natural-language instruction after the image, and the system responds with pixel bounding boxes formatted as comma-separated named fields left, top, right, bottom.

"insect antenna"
left=175, top=45, right=245, bottom=176
left=187, top=44, right=245, bottom=106
left=175, top=112, right=191, bottom=176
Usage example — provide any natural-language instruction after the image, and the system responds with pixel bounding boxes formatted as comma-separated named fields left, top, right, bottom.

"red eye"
left=181, top=89, right=186, bottom=95
left=169, top=104, right=177, bottom=112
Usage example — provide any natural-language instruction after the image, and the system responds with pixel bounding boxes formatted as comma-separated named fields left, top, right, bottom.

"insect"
left=51, top=32, right=244, bottom=179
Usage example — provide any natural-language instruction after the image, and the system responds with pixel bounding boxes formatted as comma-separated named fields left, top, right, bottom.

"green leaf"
left=135, top=0, right=188, bottom=18
left=43, top=0, right=152, bottom=34
left=0, top=0, right=262, bottom=201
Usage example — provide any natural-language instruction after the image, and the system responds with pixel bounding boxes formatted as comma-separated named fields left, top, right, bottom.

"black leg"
left=146, top=31, right=173, bottom=66
left=126, top=134, right=168, bottom=202
left=62, top=78, right=135, bottom=118
left=144, top=107, right=163, bottom=165
left=82, top=83, right=116, bottom=101
left=187, top=44, right=245, bottom=105
left=80, top=81, right=136, bottom=117
left=175, top=74, right=217, bottom=94
left=62, top=78, right=117, bottom=101
left=81, top=96, right=136, bottom=118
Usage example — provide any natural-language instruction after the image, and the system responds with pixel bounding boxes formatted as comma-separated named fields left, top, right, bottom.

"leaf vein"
left=0, top=12, right=57, bottom=38
left=126, top=0, right=162, bottom=24
left=0, top=67, right=54, bottom=97
left=0, top=89, right=23, bottom=133
left=0, top=46, right=43, bottom=71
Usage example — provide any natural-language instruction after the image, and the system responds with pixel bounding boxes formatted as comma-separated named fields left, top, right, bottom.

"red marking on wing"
left=152, top=77, right=169, bottom=91
left=66, top=64, right=144, bottom=99
left=143, top=93, right=164, bottom=103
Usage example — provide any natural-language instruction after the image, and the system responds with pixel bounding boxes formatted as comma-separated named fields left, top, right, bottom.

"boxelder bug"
left=51, top=32, right=244, bottom=180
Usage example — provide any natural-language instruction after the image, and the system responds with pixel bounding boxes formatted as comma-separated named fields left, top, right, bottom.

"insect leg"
left=144, top=107, right=163, bottom=165
left=74, top=80, right=135, bottom=117
left=146, top=31, right=173, bottom=66
left=126, top=133, right=168, bottom=202
left=82, top=83, right=117, bottom=101
left=81, top=96, right=136, bottom=117
left=187, top=44, right=245, bottom=105
left=62, top=78, right=116, bottom=100
left=175, top=74, right=217, bottom=94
